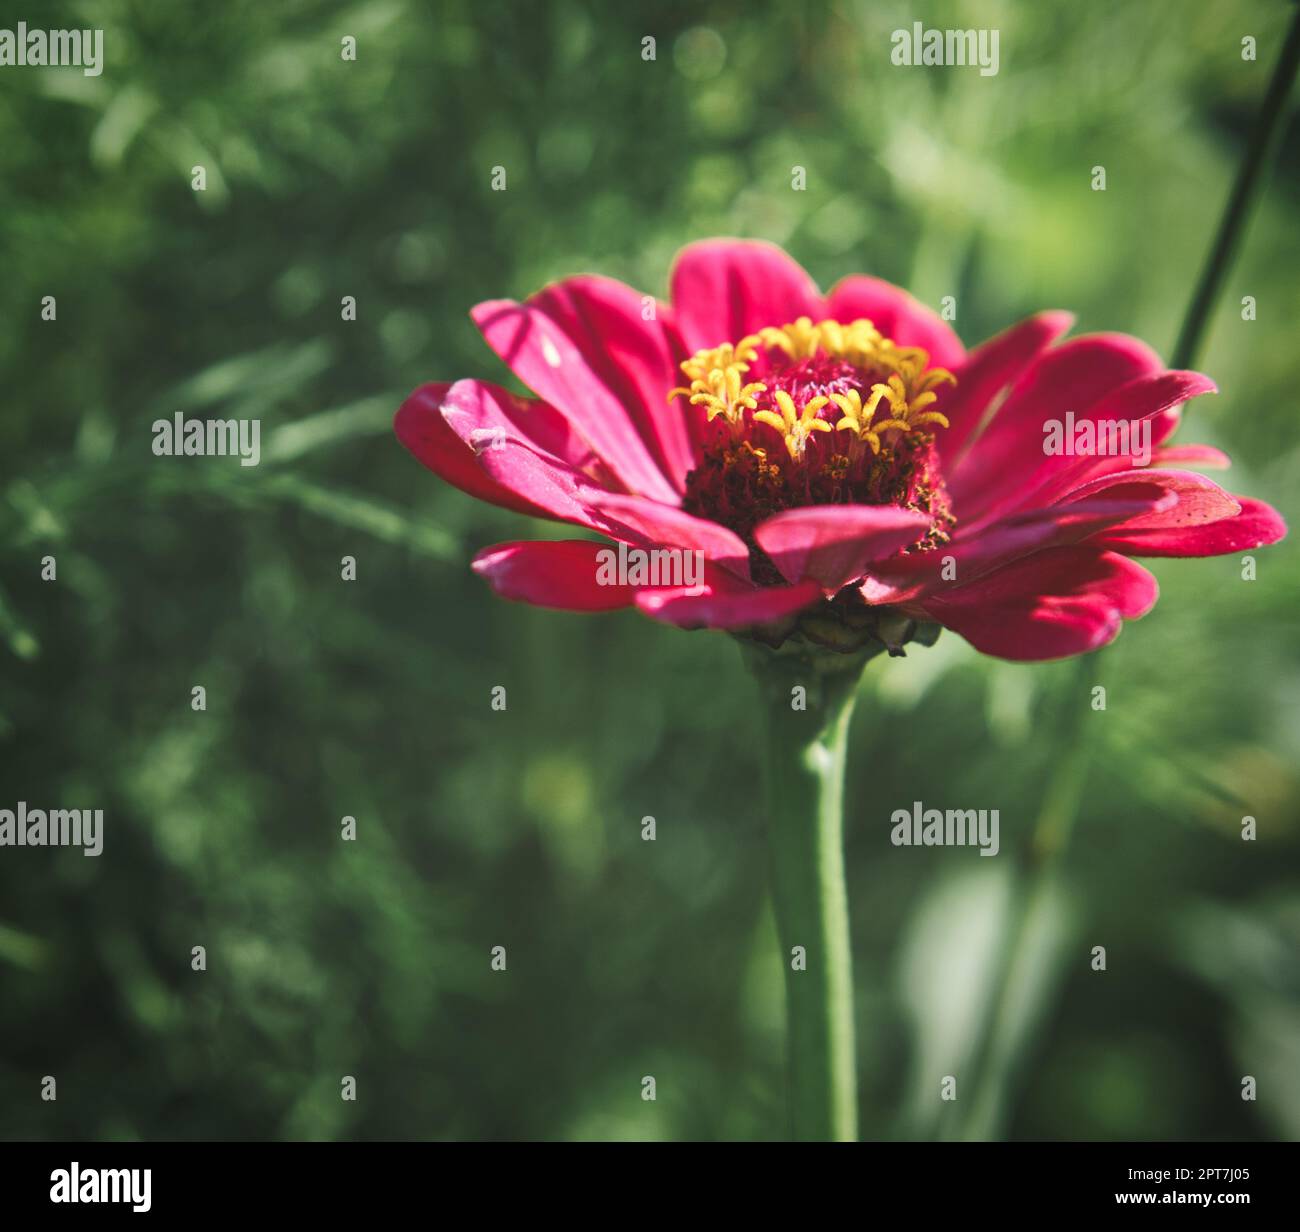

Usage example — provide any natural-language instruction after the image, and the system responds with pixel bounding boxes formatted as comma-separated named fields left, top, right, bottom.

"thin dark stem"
left=1172, top=8, right=1300, bottom=369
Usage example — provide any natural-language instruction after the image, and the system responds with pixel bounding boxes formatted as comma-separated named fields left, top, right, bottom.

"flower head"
left=396, top=239, right=1285, bottom=660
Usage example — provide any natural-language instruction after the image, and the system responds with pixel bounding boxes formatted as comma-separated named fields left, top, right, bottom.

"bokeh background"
left=2, top=0, right=1298, bottom=1141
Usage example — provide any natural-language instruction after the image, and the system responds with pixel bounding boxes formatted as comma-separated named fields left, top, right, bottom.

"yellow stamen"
left=670, top=317, right=956, bottom=446
left=830, top=388, right=883, bottom=454
left=667, top=335, right=767, bottom=426
left=753, top=391, right=832, bottom=459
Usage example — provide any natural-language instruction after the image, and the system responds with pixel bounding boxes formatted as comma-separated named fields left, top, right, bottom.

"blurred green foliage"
left=1, top=0, right=1297, bottom=1141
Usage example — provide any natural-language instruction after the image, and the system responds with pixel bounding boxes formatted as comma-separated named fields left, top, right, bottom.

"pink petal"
left=411, top=379, right=620, bottom=533
left=868, top=485, right=1175, bottom=603
left=516, top=276, right=694, bottom=488
left=941, top=311, right=1075, bottom=468
left=1153, top=443, right=1231, bottom=470
left=1148, top=407, right=1183, bottom=449
left=753, top=504, right=931, bottom=591
left=824, top=275, right=966, bottom=371
left=1005, top=371, right=1219, bottom=514
left=1093, top=496, right=1286, bottom=557
left=396, top=382, right=598, bottom=522
left=636, top=575, right=822, bottom=630
left=589, top=492, right=752, bottom=575
left=472, top=540, right=638, bottom=611
left=1067, top=468, right=1240, bottom=533
left=669, top=238, right=824, bottom=353
left=949, top=333, right=1164, bottom=521
left=918, top=548, right=1158, bottom=661
left=472, top=287, right=681, bottom=503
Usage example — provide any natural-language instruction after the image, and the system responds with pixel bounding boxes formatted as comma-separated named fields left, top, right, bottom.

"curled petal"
left=396, top=381, right=612, bottom=529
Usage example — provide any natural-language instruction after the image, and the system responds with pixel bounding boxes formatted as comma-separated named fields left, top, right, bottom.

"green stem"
left=1172, top=6, right=1300, bottom=369
left=743, top=642, right=873, bottom=1141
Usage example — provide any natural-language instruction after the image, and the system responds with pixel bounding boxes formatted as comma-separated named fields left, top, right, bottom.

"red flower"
left=396, top=240, right=1285, bottom=660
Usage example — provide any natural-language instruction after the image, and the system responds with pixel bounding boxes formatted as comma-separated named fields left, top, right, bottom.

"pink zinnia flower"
left=395, top=240, right=1285, bottom=660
